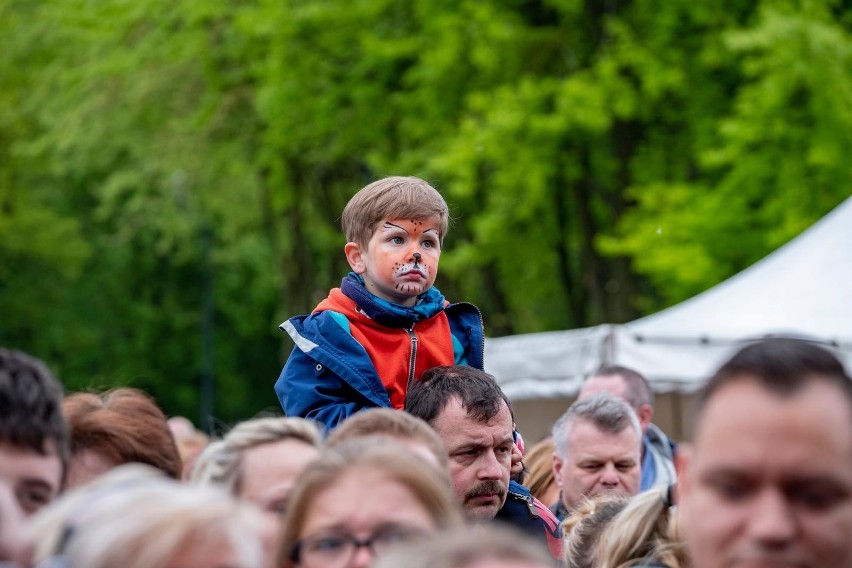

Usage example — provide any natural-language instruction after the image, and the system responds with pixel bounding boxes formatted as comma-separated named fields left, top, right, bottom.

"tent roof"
left=626, top=196, right=852, bottom=344
left=486, top=196, right=852, bottom=399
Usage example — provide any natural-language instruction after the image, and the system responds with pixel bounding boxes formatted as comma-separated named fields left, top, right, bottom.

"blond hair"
left=277, top=439, right=464, bottom=567
left=326, top=408, right=449, bottom=470
left=597, top=487, right=686, bottom=568
left=30, top=464, right=268, bottom=567
left=341, top=176, right=449, bottom=248
left=562, top=493, right=630, bottom=568
left=524, top=436, right=556, bottom=502
left=189, top=416, right=322, bottom=493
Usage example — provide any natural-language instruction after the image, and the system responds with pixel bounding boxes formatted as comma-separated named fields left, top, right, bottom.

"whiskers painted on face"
left=392, top=261, right=431, bottom=295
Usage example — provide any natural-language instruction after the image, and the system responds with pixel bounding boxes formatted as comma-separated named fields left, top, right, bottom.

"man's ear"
left=637, top=403, right=654, bottom=432
left=344, top=242, right=366, bottom=274
left=674, top=443, right=692, bottom=502
left=551, top=452, right=564, bottom=488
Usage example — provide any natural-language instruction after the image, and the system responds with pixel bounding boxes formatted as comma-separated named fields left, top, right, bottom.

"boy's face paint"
left=345, top=218, right=441, bottom=307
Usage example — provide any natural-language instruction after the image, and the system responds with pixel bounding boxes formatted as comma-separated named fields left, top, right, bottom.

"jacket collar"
left=340, top=272, right=446, bottom=328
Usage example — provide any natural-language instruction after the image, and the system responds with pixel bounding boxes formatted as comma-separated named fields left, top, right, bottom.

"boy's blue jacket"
left=275, top=274, right=484, bottom=430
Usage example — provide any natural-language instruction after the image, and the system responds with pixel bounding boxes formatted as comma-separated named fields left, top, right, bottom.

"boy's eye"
left=389, top=236, right=404, bottom=245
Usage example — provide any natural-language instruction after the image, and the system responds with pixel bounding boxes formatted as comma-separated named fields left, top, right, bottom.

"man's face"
left=0, top=441, right=62, bottom=517
left=345, top=218, right=441, bottom=307
left=553, top=418, right=641, bottom=510
left=679, top=377, right=852, bottom=568
left=431, top=396, right=513, bottom=521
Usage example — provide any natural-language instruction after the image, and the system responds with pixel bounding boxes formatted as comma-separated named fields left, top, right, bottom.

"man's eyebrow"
left=452, top=442, right=485, bottom=452
left=699, top=467, right=754, bottom=482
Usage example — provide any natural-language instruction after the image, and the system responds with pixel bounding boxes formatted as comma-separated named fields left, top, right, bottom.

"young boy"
left=275, top=176, right=484, bottom=429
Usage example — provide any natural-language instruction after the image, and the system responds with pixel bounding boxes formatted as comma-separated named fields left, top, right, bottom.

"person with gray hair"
left=190, top=416, right=322, bottom=516
left=578, top=365, right=677, bottom=492
left=550, top=393, right=642, bottom=520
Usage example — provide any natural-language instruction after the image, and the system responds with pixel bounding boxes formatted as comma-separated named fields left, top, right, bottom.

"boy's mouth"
left=399, top=268, right=426, bottom=279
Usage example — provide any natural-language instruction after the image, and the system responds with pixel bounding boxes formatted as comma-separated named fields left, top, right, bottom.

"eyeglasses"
left=291, top=525, right=428, bottom=568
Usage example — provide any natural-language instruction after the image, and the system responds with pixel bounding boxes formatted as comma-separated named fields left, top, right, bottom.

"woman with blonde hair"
left=562, top=493, right=630, bottom=568
left=522, top=436, right=560, bottom=507
left=190, top=415, right=322, bottom=515
left=597, top=485, right=687, bottom=568
left=278, top=438, right=464, bottom=568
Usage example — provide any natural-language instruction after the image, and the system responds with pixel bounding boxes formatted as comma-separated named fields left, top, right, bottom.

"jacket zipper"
left=507, top=487, right=540, bottom=519
left=406, top=325, right=418, bottom=386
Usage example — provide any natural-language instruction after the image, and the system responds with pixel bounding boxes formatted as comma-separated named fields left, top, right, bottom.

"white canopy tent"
left=486, top=195, right=852, bottom=404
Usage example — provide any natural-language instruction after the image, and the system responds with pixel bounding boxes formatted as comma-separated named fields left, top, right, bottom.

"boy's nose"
left=412, top=252, right=422, bottom=263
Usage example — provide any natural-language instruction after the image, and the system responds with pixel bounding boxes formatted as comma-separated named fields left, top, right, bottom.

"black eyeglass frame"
left=290, top=527, right=427, bottom=566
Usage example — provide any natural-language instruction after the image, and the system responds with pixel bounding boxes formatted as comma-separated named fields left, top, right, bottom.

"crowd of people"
left=2, top=337, right=851, bottom=567
left=3, top=177, right=851, bottom=567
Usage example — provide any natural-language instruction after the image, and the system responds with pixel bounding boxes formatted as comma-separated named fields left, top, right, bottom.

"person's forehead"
left=433, top=398, right=512, bottom=444
left=580, top=374, right=629, bottom=399
left=566, top=419, right=640, bottom=457
left=693, top=378, right=852, bottom=469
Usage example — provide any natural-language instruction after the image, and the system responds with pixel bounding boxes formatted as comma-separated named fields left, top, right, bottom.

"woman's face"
left=295, top=468, right=438, bottom=568
left=240, top=439, right=320, bottom=516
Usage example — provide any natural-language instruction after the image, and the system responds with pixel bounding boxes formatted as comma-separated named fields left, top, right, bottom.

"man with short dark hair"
left=0, top=348, right=68, bottom=562
left=405, top=365, right=562, bottom=559
left=678, top=338, right=852, bottom=568
left=578, top=365, right=676, bottom=491
left=0, top=349, right=68, bottom=515
left=550, top=393, right=642, bottom=520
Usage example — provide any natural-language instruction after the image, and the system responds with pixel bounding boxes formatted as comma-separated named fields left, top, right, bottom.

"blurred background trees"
left=2, top=0, right=850, bottom=426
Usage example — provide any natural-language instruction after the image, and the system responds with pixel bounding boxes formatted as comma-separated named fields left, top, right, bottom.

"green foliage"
left=1, top=0, right=850, bottom=423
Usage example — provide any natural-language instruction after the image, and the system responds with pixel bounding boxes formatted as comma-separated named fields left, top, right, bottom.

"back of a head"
left=40, top=466, right=268, bottom=568
left=62, top=387, right=181, bottom=480
left=190, top=415, right=322, bottom=492
left=551, top=393, right=641, bottom=458
left=278, top=439, right=464, bottom=566
left=596, top=487, right=685, bottom=568
left=28, top=463, right=167, bottom=563
left=695, top=337, right=852, bottom=422
left=562, top=494, right=630, bottom=568
left=405, top=365, right=512, bottom=426
left=372, top=524, right=556, bottom=568
left=326, top=408, right=449, bottom=470
left=342, top=176, right=450, bottom=248
left=590, top=365, right=653, bottom=408
left=0, top=348, right=68, bottom=468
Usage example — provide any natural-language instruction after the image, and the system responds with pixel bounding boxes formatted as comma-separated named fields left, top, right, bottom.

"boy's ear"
left=344, top=242, right=367, bottom=274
